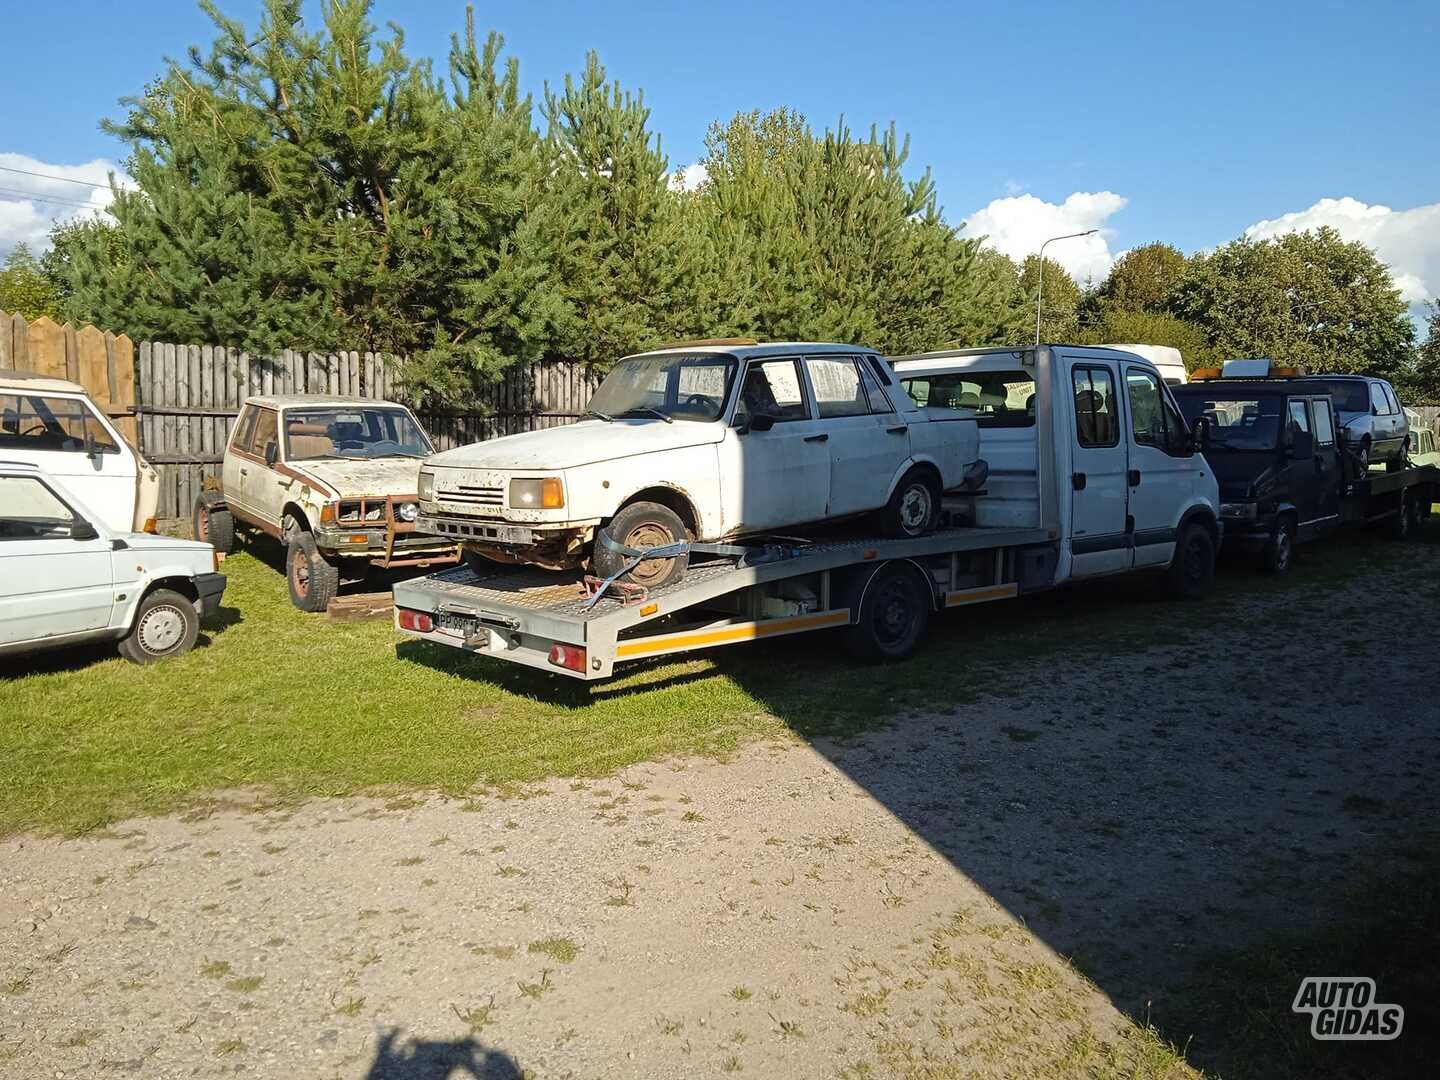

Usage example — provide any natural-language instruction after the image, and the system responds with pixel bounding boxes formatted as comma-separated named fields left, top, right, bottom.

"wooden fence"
left=0, top=311, right=137, bottom=444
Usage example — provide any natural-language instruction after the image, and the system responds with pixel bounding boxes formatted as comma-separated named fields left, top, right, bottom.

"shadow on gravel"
left=364, top=1029, right=521, bottom=1079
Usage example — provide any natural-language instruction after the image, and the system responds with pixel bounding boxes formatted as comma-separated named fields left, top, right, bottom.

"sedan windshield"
left=283, top=407, right=433, bottom=461
left=1174, top=393, right=1284, bottom=450
left=585, top=353, right=738, bottom=422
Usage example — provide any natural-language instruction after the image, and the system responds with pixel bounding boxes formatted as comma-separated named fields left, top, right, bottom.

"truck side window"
left=1073, top=366, right=1118, bottom=448
left=1311, top=400, right=1335, bottom=446
left=1125, top=369, right=1166, bottom=450
left=1287, top=399, right=1311, bottom=440
left=249, top=408, right=279, bottom=459
left=1369, top=382, right=1390, bottom=415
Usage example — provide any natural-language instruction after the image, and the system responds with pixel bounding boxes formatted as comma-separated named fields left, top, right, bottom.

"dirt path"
left=3, top=547, right=1437, bottom=1078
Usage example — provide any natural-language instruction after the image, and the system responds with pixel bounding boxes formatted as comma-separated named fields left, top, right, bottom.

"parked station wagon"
left=418, top=341, right=987, bottom=588
left=196, top=396, right=457, bottom=610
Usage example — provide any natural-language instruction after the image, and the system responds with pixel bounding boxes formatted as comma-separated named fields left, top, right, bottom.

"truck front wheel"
left=118, top=588, right=200, bottom=664
left=287, top=531, right=340, bottom=611
left=1167, top=522, right=1216, bottom=599
left=1262, top=516, right=1295, bottom=575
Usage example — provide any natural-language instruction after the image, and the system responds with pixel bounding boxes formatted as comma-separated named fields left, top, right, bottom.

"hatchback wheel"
left=881, top=469, right=941, bottom=539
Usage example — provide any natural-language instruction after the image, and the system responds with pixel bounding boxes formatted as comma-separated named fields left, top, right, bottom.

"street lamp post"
left=1035, top=229, right=1098, bottom=346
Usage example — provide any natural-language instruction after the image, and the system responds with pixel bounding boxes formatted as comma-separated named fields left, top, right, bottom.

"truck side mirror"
left=264, top=441, right=279, bottom=466
left=1189, top=415, right=1210, bottom=452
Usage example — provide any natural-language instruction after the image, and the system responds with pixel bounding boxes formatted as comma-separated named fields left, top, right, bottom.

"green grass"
left=1, top=523, right=1435, bottom=836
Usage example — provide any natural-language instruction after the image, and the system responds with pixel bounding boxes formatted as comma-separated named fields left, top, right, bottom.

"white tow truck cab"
left=1, top=369, right=160, bottom=534
left=393, top=345, right=1222, bottom=680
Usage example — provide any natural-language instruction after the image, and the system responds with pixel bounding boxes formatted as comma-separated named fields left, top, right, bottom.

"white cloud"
left=961, top=190, right=1127, bottom=285
left=668, top=162, right=708, bottom=193
left=0, top=153, right=128, bottom=257
left=1243, top=196, right=1440, bottom=304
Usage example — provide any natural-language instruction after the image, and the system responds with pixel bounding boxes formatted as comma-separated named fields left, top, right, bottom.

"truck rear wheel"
left=1167, top=522, right=1215, bottom=599
left=287, top=531, right=340, bottom=611
left=193, top=495, right=234, bottom=554
left=118, top=588, right=200, bottom=664
left=593, top=502, right=690, bottom=590
left=844, top=562, right=931, bottom=663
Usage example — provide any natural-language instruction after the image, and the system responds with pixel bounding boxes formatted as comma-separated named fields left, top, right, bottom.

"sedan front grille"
left=438, top=483, right=504, bottom=507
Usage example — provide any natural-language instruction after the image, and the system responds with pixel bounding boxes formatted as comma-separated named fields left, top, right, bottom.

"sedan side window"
left=733, top=359, right=809, bottom=426
left=1369, top=382, right=1390, bottom=415
left=0, top=475, right=78, bottom=541
left=806, top=356, right=872, bottom=419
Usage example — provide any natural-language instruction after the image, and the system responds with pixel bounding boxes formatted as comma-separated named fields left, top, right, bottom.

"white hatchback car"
left=418, top=342, right=986, bottom=587
left=0, top=463, right=225, bottom=664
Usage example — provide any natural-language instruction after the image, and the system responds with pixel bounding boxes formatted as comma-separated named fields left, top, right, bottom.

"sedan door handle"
left=803, top=433, right=829, bottom=443
left=886, top=425, right=909, bottom=434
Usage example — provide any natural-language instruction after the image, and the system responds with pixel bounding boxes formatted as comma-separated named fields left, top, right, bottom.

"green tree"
left=0, top=244, right=63, bottom=320
left=1403, top=301, right=1440, bottom=402
left=1173, top=227, right=1415, bottom=378
left=1075, top=308, right=1218, bottom=370
left=1090, top=242, right=1187, bottom=315
left=1018, top=254, right=1080, bottom=341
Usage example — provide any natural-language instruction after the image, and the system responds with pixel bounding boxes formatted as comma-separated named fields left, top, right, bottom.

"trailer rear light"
left=548, top=644, right=587, bottom=672
left=397, top=609, right=434, bottom=633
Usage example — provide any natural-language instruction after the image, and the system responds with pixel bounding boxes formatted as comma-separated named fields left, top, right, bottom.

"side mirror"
left=71, top=517, right=99, bottom=541
left=1189, top=415, right=1210, bottom=452
left=747, top=413, right=776, bottom=433
left=85, top=431, right=100, bottom=461
left=264, top=441, right=279, bottom=466
left=1290, top=430, right=1314, bottom=459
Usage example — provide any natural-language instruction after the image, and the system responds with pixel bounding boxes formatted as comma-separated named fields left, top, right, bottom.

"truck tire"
left=844, top=562, right=931, bottom=663
left=287, top=531, right=340, bottom=611
left=1166, top=522, right=1215, bottom=599
left=1387, top=488, right=1414, bottom=540
left=880, top=468, right=941, bottom=539
left=592, top=501, right=689, bottom=590
left=1262, top=516, right=1296, bottom=575
left=118, top=588, right=200, bottom=664
left=192, top=495, right=234, bottom=554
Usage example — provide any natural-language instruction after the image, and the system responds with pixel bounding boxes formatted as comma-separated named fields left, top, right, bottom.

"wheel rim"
left=1275, top=529, right=1292, bottom=570
left=137, top=603, right=185, bottom=653
left=898, top=483, right=932, bottom=534
left=1184, top=535, right=1208, bottom=585
left=1398, top=494, right=1410, bottom=536
left=625, top=522, right=676, bottom=587
left=292, top=552, right=310, bottom=597
left=871, top=577, right=916, bottom=648
left=196, top=507, right=210, bottom=542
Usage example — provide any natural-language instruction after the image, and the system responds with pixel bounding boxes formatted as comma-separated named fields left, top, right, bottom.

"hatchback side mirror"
left=85, top=431, right=101, bottom=461
left=71, top=517, right=99, bottom=541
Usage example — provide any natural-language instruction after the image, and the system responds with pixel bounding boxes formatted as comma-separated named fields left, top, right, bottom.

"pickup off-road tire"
left=287, top=531, right=341, bottom=612
left=1166, top=521, right=1216, bottom=599
left=118, top=588, right=200, bottom=664
left=593, top=501, right=690, bottom=590
left=880, top=468, right=941, bottom=539
left=844, top=562, right=931, bottom=663
left=1262, top=516, right=1296, bottom=575
left=192, top=495, right=234, bottom=554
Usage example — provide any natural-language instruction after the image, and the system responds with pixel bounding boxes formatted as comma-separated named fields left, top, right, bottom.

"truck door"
left=1303, top=398, right=1341, bottom=534
left=1122, top=365, right=1193, bottom=568
left=243, top=407, right=285, bottom=527
left=224, top=405, right=259, bottom=513
left=1283, top=399, right=1322, bottom=533
left=1069, top=362, right=1131, bottom=576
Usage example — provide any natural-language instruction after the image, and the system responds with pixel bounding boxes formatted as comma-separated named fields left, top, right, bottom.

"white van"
left=1101, top=344, right=1187, bottom=386
left=0, top=370, right=159, bottom=533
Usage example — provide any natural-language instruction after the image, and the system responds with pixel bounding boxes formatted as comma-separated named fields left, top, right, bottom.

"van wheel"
left=192, top=496, right=234, bottom=554
left=118, top=588, right=199, bottom=664
left=1167, top=522, right=1215, bottom=599
left=592, top=502, right=690, bottom=590
left=881, top=468, right=941, bottom=539
left=287, top=531, right=340, bottom=611
left=845, top=562, right=931, bottom=662
left=1262, top=517, right=1295, bottom=575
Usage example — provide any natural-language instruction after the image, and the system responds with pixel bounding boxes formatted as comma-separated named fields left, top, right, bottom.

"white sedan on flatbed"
left=417, top=341, right=985, bottom=587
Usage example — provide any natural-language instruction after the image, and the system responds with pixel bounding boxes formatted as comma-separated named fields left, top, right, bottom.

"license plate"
left=436, top=611, right=478, bottom=637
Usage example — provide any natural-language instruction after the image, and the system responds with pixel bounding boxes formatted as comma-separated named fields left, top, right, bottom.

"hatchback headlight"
left=417, top=469, right=435, bottom=501
left=397, top=501, right=419, bottom=522
left=509, top=477, right=564, bottom=509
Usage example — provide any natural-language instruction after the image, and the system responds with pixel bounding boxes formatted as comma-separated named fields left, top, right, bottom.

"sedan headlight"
left=1220, top=501, right=1257, bottom=520
left=396, top=501, right=419, bottom=523
left=417, top=469, right=435, bottom=501
left=509, top=477, right=564, bottom=509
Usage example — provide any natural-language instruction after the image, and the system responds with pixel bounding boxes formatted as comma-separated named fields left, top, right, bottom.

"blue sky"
left=3, top=0, right=1437, bottom=308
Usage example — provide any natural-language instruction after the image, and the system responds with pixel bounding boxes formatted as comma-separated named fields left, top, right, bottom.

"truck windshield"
left=1318, top=380, right=1371, bottom=414
left=585, top=353, right=738, bottom=422
left=283, top=407, right=433, bottom=461
left=1174, top=393, right=1284, bottom=450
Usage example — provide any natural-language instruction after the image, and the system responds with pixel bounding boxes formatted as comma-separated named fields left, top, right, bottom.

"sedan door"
left=0, top=474, right=114, bottom=647
left=802, top=354, right=906, bottom=518
left=718, top=357, right=830, bottom=534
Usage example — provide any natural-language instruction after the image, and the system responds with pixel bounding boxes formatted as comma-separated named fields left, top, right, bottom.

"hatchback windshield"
left=1320, top=379, right=1371, bottom=414
left=1174, top=392, right=1284, bottom=450
left=585, top=352, right=739, bottom=422
left=283, top=407, right=433, bottom=461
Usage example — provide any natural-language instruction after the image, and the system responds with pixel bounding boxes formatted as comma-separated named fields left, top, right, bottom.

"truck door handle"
left=1128, top=469, right=1141, bottom=486
left=886, top=425, right=908, bottom=434
left=1072, top=472, right=1087, bottom=490
left=804, top=433, right=829, bottom=443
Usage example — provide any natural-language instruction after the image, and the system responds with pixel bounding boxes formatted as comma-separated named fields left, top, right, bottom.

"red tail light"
left=548, top=644, right=587, bottom=672
left=397, top=608, right=434, bottom=633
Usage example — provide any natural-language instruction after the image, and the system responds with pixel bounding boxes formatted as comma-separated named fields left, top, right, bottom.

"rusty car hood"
left=425, top=419, right=726, bottom=471
left=290, top=456, right=426, bottom=496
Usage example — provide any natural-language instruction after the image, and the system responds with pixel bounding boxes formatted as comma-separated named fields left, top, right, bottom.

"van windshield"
left=1174, top=393, right=1284, bottom=450
left=586, top=353, right=738, bottom=422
